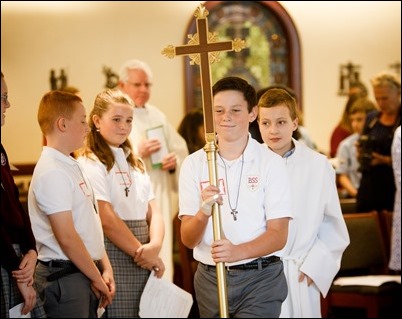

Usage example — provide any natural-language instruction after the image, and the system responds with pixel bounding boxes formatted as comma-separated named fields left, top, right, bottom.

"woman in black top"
left=0, top=71, right=45, bottom=317
left=357, top=72, right=401, bottom=212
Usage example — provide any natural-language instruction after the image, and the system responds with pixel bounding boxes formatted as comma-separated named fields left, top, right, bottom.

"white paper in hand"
left=9, top=303, right=31, bottom=318
left=146, top=125, right=169, bottom=169
left=139, top=271, right=193, bottom=318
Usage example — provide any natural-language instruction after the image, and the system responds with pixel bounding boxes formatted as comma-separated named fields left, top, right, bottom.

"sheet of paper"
left=146, top=125, right=169, bottom=169
left=97, top=306, right=105, bottom=318
left=139, top=271, right=193, bottom=318
left=333, top=275, right=401, bottom=287
left=9, top=303, right=31, bottom=318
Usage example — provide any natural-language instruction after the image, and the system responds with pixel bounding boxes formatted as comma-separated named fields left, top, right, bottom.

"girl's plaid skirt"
left=104, top=219, right=151, bottom=318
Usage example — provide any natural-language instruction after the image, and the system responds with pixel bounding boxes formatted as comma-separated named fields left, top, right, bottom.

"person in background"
left=78, top=88, right=165, bottom=317
left=118, top=59, right=189, bottom=281
left=329, top=81, right=368, bottom=158
left=329, top=94, right=359, bottom=158
left=178, top=107, right=205, bottom=154
left=348, top=81, right=368, bottom=97
left=389, top=125, right=401, bottom=273
left=356, top=72, right=401, bottom=212
left=28, top=91, right=115, bottom=317
left=179, top=77, right=292, bottom=318
left=336, top=97, right=377, bottom=198
left=1, top=72, right=46, bottom=318
left=258, top=88, right=349, bottom=317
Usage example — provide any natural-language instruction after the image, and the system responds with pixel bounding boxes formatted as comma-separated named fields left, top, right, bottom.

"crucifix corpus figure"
left=162, top=3, right=246, bottom=318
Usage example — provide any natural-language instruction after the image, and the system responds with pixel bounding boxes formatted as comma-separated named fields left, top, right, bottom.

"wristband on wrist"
left=200, top=194, right=219, bottom=216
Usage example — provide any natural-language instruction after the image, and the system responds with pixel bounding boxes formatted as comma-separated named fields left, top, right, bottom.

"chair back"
left=322, top=211, right=399, bottom=318
left=379, top=210, right=393, bottom=260
left=340, top=211, right=388, bottom=275
left=340, top=198, right=357, bottom=214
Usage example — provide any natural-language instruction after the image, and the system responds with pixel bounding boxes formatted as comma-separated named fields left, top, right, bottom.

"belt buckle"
left=225, top=264, right=241, bottom=271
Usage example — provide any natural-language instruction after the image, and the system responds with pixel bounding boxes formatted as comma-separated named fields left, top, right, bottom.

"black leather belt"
left=38, top=259, right=99, bottom=268
left=202, top=256, right=280, bottom=271
left=38, top=259, right=80, bottom=281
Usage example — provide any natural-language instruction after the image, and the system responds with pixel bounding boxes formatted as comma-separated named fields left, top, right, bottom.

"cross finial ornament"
left=162, top=3, right=246, bottom=141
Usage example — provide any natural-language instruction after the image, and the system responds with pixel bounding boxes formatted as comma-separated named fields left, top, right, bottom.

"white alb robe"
left=278, top=139, right=350, bottom=318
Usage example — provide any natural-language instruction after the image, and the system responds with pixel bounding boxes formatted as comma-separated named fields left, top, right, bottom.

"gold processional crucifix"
left=162, top=3, right=246, bottom=318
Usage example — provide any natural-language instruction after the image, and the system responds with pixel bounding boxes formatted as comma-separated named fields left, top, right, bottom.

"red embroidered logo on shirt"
left=247, top=175, right=259, bottom=192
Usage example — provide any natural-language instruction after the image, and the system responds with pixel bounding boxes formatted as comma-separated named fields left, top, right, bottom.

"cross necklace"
left=219, top=153, right=244, bottom=221
left=116, top=161, right=132, bottom=197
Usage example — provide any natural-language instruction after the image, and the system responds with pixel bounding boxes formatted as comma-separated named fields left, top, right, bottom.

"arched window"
left=183, top=1, right=301, bottom=112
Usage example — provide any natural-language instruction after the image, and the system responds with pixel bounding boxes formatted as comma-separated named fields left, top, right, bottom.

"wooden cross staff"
left=162, top=3, right=246, bottom=318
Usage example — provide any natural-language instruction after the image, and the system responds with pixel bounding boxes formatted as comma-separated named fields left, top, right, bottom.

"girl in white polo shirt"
left=78, top=88, right=165, bottom=318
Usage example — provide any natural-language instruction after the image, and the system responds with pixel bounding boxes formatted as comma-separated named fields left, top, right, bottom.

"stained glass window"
left=183, top=1, right=301, bottom=111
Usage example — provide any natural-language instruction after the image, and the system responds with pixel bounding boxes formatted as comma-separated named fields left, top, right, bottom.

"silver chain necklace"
left=219, top=153, right=244, bottom=221
left=116, top=161, right=132, bottom=197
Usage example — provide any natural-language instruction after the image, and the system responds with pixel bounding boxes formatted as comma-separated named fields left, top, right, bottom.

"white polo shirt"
left=179, top=137, right=292, bottom=266
left=28, top=146, right=105, bottom=261
left=78, top=146, right=154, bottom=221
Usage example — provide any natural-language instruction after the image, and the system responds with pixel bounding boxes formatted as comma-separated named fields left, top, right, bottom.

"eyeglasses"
left=126, top=81, right=152, bottom=89
left=1, top=94, right=9, bottom=104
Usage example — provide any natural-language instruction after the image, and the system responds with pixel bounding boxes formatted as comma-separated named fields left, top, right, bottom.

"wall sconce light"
left=49, top=69, right=67, bottom=90
left=102, top=66, right=119, bottom=89
left=338, top=62, right=361, bottom=96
